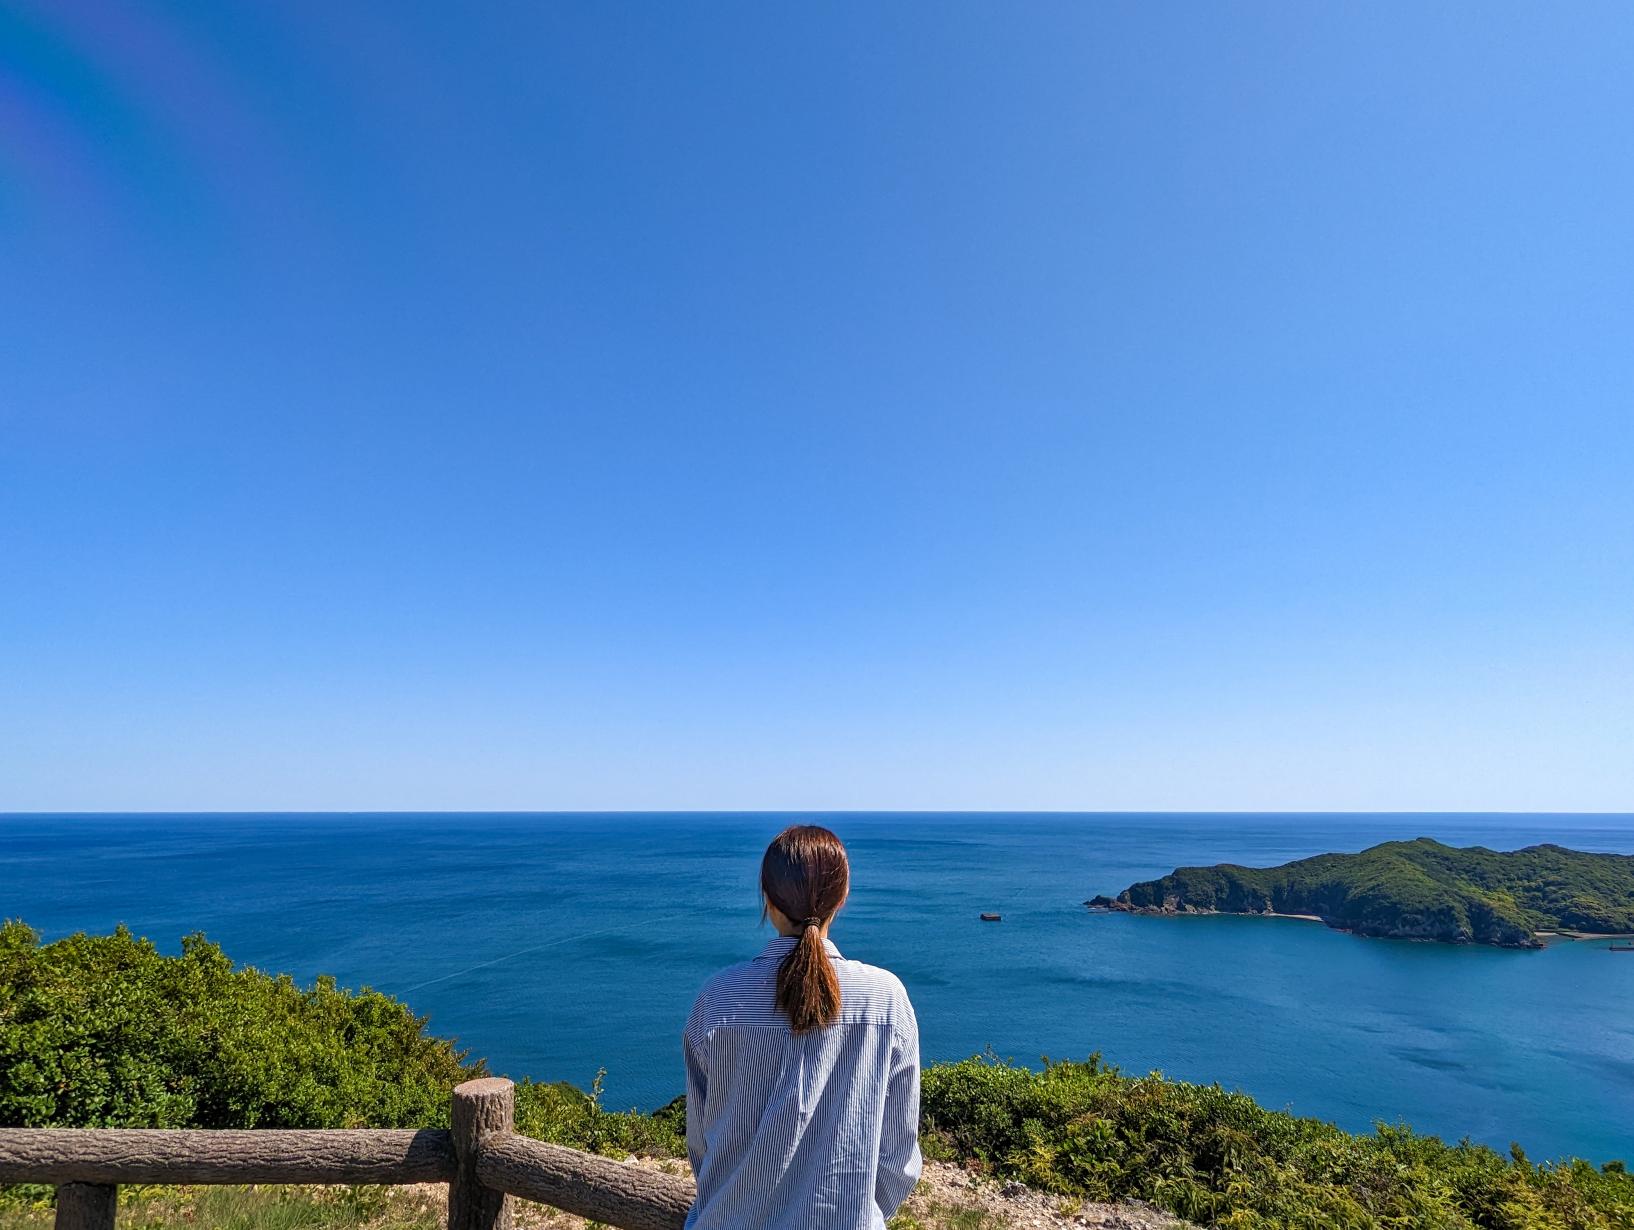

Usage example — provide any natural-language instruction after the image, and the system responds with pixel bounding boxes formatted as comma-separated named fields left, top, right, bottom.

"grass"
left=0, top=1182, right=1023, bottom=1230
left=889, top=1207, right=1007, bottom=1230
left=0, top=1186, right=438, bottom=1230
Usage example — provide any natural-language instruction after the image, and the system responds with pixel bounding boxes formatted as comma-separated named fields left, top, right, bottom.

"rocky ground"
left=895, top=1159, right=1194, bottom=1229
left=457, top=1156, right=1193, bottom=1230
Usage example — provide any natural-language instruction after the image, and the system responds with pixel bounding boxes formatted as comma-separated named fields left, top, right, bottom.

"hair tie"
left=801, top=916, right=821, bottom=929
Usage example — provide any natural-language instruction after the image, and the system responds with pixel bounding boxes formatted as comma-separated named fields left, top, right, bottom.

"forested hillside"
left=1091, top=839, right=1634, bottom=946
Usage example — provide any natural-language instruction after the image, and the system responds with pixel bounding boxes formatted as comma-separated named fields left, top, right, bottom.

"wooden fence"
left=0, top=1078, right=695, bottom=1230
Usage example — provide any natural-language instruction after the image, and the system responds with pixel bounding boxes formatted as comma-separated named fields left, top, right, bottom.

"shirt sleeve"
left=682, top=1011, right=709, bottom=1179
left=875, top=992, right=923, bottom=1217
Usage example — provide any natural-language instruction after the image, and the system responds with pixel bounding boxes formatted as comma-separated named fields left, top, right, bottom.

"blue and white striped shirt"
left=682, top=936, right=922, bottom=1230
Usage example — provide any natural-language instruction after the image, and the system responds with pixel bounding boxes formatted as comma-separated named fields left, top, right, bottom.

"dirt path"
left=405, top=1158, right=1194, bottom=1230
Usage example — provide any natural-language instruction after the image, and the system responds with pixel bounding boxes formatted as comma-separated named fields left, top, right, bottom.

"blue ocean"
left=5, top=813, right=1632, bottom=1164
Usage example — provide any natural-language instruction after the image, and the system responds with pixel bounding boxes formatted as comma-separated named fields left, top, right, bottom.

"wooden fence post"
left=55, top=1183, right=117, bottom=1230
left=448, top=1078, right=514, bottom=1230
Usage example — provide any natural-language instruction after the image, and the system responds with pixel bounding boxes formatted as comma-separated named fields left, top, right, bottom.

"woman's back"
left=683, top=937, right=920, bottom=1229
left=681, top=826, right=922, bottom=1230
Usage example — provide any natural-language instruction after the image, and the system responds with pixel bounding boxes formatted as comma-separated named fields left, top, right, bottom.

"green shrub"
left=0, top=921, right=469, bottom=1130
left=921, top=1054, right=1634, bottom=1229
left=0, top=920, right=684, bottom=1161
left=512, top=1075, right=684, bottom=1158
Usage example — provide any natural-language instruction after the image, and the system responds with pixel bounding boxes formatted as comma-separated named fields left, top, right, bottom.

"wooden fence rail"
left=0, top=1078, right=695, bottom=1230
left=0, top=1129, right=457, bottom=1186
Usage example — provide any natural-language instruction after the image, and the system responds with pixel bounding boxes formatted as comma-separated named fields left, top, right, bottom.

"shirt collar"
left=756, top=934, right=843, bottom=961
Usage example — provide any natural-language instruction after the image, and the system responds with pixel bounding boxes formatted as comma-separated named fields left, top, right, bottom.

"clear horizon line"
left=3, top=808, right=1632, bottom=818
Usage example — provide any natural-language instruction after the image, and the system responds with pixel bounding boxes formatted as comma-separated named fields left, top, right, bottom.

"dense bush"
left=0, top=921, right=683, bottom=1159
left=512, top=1078, right=684, bottom=1158
left=921, top=1054, right=1634, bottom=1229
left=0, top=921, right=468, bottom=1129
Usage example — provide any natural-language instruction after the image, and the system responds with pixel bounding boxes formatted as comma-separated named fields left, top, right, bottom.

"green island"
left=3, top=921, right=1631, bottom=1230
left=1088, top=838, right=1634, bottom=948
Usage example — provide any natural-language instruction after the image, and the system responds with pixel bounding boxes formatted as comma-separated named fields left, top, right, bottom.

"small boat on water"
left=980, top=912, right=1002, bottom=922
left=1609, top=942, right=1634, bottom=952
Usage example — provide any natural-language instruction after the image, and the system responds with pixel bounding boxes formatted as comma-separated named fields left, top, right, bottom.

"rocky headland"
left=1087, top=838, right=1634, bottom=948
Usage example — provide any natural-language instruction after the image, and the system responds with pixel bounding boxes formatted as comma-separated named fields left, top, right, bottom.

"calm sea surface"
left=5, top=812, right=1632, bottom=1163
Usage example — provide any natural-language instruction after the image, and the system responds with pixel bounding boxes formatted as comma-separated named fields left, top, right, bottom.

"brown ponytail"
left=760, top=824, right=849, bottom=1033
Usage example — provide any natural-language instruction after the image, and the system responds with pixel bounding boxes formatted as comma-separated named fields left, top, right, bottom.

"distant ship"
left=980, top=912, right=1002, bottom=922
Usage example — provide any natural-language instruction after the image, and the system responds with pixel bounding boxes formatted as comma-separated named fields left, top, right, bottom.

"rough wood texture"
left=0, top=1129, right=454, bottom=1185
left=448, top=1078, right=514, bottom=1230
left=54, top=1183, right=117, bottom=1230
left=476, top=1134, right=694, bottom=1230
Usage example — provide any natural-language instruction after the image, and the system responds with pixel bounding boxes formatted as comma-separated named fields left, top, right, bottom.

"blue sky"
left=2, top=2, right=1630, bottom=811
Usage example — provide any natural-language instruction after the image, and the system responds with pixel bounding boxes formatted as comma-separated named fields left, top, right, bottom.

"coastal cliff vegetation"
left=3, top=922, right=1630, bottom=1229
left=1090, top=839, right=1634, bottom=947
